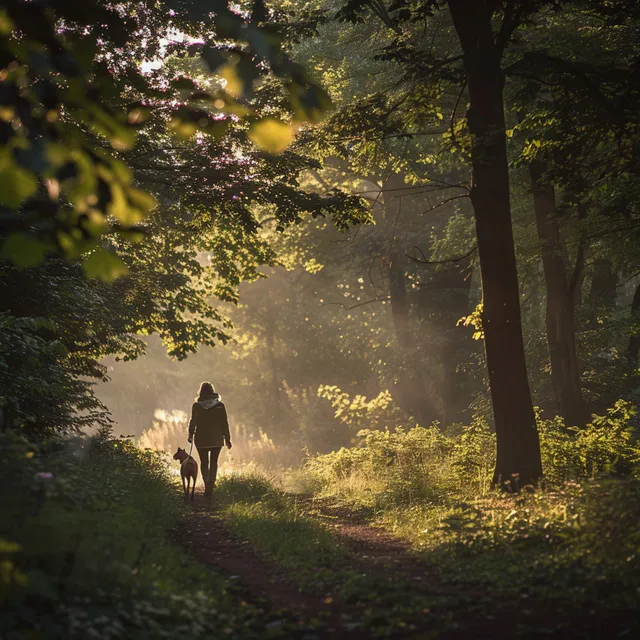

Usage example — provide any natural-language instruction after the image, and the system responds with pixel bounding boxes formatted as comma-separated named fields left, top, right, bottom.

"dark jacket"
left=188, top=393, right=231, bottom=448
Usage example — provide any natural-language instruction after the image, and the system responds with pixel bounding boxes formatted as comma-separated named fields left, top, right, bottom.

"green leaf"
left=108, top=182, right=149, bottom=226
left=0, top=11, right=14, bottom=36
left=0, top=233, right=48, bottom=267
left=0, top=149, right=38, bottom=207
left=248, top=118, right=296, bottom=154
left=83, top=249, right=129, bottom=281
left=0, top=538, right=21, bottom=553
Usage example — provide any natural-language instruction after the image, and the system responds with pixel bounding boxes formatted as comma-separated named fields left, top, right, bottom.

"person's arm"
left=221, top=404, right=232, bottom=448
left=188, top=404, right=197, bottom=442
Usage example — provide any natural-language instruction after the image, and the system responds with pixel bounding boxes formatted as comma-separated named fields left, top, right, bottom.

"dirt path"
left=176, top=493, right=532, bottom=639
left=178, top=497, right=331, bottom=613
left=176, top=492, right=633, bottom=639
left=290, top=495, right=446, bottom=587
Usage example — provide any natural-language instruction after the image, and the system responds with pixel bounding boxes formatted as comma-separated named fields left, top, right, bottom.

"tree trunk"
left=626, top=281, right=640, bottom=366
left=383, top=174, right=439, bottom=425
left=569, top=203, right=588, bottom=306
left=529, top=160, right=586, bottom=427
left=417, top=260, right=475, bottom=425
left=448, top=0, right=542, bottom=487
left=388, top=250, right=438, bottom=424
left=588, top=258, right=617, bottom=310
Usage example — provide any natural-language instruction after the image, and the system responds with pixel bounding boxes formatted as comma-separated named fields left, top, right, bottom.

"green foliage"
left=0, top=429, right=268, bottom=638
left=302, top=401, right=639, bottom=510
left=302, top=418, right=496, bottom=513
left=215, top=471, right=453, bottom=636
left=0, top=312, right=109, bottom=437
left=317, top=385, right=404, bottom=434
left=0, top=0, right=336, bottom=276
left=284, top=401, right=640, bottom=635
left=538, top=400, right=640, bottom=484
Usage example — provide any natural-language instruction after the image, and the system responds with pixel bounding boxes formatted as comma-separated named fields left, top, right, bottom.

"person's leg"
left=209, top=447, right=223, bottom=486
left=196, top=446, right=210, bottom=488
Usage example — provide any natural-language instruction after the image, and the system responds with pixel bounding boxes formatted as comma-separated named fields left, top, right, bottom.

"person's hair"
left=198, top=381, right=215, bottom=397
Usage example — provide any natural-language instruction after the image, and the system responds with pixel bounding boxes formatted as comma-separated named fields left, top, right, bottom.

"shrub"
left=298, top=400, right=639, bottom=527
left=302, top=418, right=495, bottom=511
left=0, top=429, right=264, bottom=638
left=538, top=400, right=640, bottom=484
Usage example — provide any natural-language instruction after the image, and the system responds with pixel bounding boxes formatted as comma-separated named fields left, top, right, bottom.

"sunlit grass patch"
left=216, top=469, right=281, bottom=504
left=212, top=471, right=456, bottom=636
left=289, top=406, right=640, bottom=634
left=215, top=471, right=347, bottom=583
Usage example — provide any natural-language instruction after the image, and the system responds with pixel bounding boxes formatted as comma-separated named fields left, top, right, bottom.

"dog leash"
left=181, top=431, right=196, bottom=469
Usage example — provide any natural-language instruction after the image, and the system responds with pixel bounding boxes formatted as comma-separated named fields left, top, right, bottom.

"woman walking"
left=187, top=382, right=232, bottom=496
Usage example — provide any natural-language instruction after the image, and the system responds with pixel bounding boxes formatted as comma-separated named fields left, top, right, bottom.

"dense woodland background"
left=2, top=0, right=640, bottom=637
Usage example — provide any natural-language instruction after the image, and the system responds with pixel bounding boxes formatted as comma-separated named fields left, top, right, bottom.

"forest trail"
left=177, top=497, right=327, bottom=614
left=290, top=495, right=442, bottom=584
left=175, top=492, right=504, bottom=639
left=176, top=494, right=377, bottom=638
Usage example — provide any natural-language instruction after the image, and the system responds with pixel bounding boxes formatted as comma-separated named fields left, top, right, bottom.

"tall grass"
left=138, top=409, right=277, bottom=473
left=214, top=472, right=346, bottom=586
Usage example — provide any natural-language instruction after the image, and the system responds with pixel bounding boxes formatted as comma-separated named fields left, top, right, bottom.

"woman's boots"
left=204, top=473, right=216, bottom=496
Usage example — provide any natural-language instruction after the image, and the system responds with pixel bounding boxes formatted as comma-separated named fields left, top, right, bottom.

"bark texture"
left=588, top=258, right=617, bottom=312
left=448, top=0, right=542, bottom=486
left=529, top=160, right=586, bottom=427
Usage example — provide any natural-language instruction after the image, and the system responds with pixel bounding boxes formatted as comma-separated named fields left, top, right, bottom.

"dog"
left=173, top=447, right=198, bottom=500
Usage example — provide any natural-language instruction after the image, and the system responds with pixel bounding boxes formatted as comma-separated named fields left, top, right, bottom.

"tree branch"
left=321, top=297, right=390, bottom=310
left=406, top=245, right=477, bottom=265
left=418, top=194, right=469, bottom=216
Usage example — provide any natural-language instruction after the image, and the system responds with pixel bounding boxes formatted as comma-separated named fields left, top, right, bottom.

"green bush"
left=293, top=401, right=640, bottom=625
left=0, top=429, right=265, bottom=638
left=302, top=401, right=639, bottom=511
left=302, top=418, right=496, bottom=511
left=538, top=400, right=640, bottom=484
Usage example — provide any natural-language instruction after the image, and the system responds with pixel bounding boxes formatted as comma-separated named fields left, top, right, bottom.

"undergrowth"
left=0, top=428, right=268, bottom=639
left=277, top=400, right=640, bottom=635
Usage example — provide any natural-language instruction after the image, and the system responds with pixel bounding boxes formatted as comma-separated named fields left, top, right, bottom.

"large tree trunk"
left=529, top=160, right=586, bottom=427
left=448, top=0, right=542, bottom=487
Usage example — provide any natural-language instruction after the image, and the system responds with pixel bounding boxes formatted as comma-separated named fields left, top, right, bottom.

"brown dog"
left=173, top=447, right=198, bottom=500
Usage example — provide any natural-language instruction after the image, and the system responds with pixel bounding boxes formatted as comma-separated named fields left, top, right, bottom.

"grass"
left=213, top=472, right=459, bottom=636
left=214, top=465, right=640, bottom=636
left=214, top=473, right=346, bottom=587
left=279, top=414, right=640, bottom=637
left=5, top=400, right=638, bottom=638
left=210, top=404, right=640, bottom=637
left=0, top=428, right=271, bottom=639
